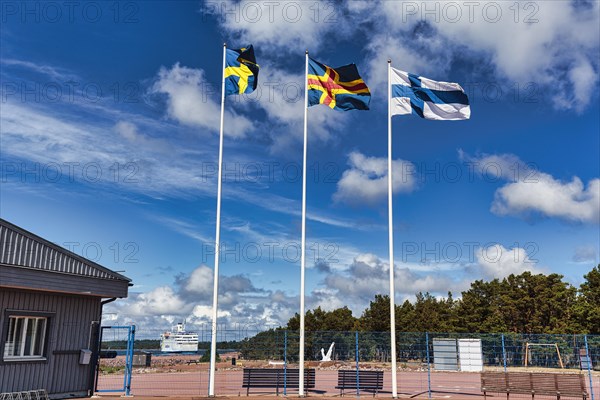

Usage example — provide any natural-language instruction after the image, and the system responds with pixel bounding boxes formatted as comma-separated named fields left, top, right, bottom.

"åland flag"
left=225, top=45, right=259, bottom=96
left=308, top=58, right=370, bottom=111
left=390, top=67, right=470, bottom=120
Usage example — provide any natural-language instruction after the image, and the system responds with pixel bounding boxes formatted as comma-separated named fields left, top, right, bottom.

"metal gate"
left=94, top=325, right=135, bottom=396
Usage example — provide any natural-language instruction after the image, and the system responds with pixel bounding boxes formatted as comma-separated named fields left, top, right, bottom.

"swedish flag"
left=225, top=45, right=259, bottom=96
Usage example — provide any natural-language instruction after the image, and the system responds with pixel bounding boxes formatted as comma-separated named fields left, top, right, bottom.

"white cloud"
left=374, top=0, right=599, bottom=111
left=105, top=244, right=546, bottom=331
left=126, top=286, right=191, bottom=316
left=475, top=244, right=541, bottom=279
left=309, top=287, right=347, bottom=311
left=115, top=121, right=141, bottom=142
left=151, top=63, right=253, bottom=138
left=565, top=57, right=599, bottom=112
left=104, top=264, right=296, bottom=333
left=333, top=151, right=417, bottom=205
left=462, top=151, right=600, bottom=224
left=107, top=251, right=461, bottom=330
left=192, top=304, right=230, bottom=320
left=207, top=0, right=341, bottom=54
left=458, top=150, right=527, bottom=181
left=493, top=175, right=600, bottom=224
left=572, top=245, right=598, bottom=263
left=183, top=265, right=215, bottom=296
left=322, top=253, right=465, bottom=311
left=113, top=120, right=175, bottom=154
left=212, top=1, right=599, bottom=112
left=364, top=34, right=435, bottom=95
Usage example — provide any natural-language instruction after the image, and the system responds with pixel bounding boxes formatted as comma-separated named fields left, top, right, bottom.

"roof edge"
left=0, top=218, right=132, bottom=282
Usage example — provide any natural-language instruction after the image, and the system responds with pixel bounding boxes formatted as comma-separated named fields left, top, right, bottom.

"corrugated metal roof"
left=0, top=218, right=131, bottom=282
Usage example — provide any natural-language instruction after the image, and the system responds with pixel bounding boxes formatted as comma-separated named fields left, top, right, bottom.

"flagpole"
left=298, top=49, right=309, bottom=398
left=388, top=59, right=398, bottom=398
left=208, top=42, right=227, bottom=397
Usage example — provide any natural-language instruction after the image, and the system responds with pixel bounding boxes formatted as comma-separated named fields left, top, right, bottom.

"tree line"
left=237, top=266, right=599, bottom=361
left=288, top=265, right=600, bottom=334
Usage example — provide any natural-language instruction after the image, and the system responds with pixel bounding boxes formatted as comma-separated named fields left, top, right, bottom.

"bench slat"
left=481, top=372, right=587, bottom=400
left=242, top=368, right=315, bottom=395
left=336, top=370, right=384, bottom=396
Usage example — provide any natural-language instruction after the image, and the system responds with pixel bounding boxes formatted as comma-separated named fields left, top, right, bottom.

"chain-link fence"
left=95, top=329, right=600, bottom=398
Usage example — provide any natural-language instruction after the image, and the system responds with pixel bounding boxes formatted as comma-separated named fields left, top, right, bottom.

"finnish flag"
left=391, top=67, right=470, bottom=120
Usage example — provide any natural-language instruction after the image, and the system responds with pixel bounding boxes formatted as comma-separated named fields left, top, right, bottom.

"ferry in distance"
left=160, top=322, right=199, bottom=352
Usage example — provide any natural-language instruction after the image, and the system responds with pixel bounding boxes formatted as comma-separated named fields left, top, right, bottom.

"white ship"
left=160, top=322, right=199, bottom=352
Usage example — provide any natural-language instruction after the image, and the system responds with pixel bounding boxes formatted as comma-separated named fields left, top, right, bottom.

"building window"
left=3, top=316, right=48, bottom=360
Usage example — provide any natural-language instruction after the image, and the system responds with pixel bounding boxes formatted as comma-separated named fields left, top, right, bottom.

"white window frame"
left=3, top=315, right=48, bottom=361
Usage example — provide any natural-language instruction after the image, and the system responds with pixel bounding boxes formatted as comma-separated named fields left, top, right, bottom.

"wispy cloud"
left=1, top=58, right=79, bottom=81
left=1, top=60, right=381, bottom=232
left=151, top=215, right=213, bottom=244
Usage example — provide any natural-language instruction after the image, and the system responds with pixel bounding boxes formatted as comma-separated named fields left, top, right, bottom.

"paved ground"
left=96, top=369, right=600, bottom=399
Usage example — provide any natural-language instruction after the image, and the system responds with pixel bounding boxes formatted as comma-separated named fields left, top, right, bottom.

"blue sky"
left=1, top=0, right=599, bottom=333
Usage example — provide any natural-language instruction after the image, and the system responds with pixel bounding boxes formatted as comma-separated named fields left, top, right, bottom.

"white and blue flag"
left=390, top=67, right=470, bottom=120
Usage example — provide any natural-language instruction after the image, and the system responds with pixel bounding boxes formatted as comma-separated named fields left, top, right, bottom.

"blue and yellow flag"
left=225, top=45, right=259, bottom=96
left=308, top=58, right=370, bottom=111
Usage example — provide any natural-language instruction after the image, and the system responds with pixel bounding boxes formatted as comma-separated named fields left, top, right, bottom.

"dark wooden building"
left=0, top=218, right=131, bottom=398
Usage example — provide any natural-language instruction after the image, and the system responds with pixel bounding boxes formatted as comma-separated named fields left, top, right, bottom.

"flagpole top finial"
left=305, top=50, right=309, bottom=55
left=223, top=42, right=227, bottom=47
left=388, top=59, right=391, bottom=64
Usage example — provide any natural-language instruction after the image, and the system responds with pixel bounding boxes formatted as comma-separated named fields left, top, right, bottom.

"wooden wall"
left=0, top=288, right=101, bottom=397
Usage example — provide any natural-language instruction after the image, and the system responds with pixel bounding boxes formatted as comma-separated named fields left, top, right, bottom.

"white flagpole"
left=388, top=59, right=398, bottom=398
left=208, top=42, right=227, bottom=397
left=299, top=49, right=309, bottom=397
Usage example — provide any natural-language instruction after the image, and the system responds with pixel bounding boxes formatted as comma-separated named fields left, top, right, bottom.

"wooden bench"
left=242, top=368, right=315, bottom=396
left=481, top=372, right=588, bottom=400
left=336, top=369, right=384, bottom=396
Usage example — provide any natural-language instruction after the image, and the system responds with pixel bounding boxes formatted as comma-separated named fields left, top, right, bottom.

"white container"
left=79, top=349, right=92, bottom=365
left=458, top=339, right=483, bottom=372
